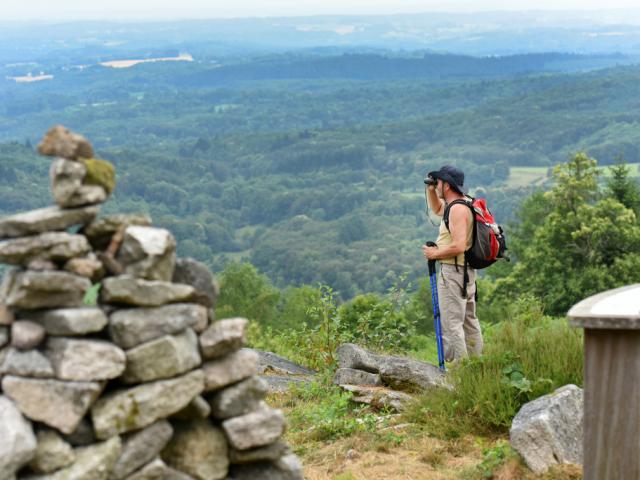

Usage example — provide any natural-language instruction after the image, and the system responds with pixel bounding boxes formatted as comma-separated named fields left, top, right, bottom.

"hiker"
left=422, top=165, right=483, bottom=362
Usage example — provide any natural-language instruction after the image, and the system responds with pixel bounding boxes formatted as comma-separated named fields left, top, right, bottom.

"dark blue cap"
left=428, top=165, right=467, bottom=195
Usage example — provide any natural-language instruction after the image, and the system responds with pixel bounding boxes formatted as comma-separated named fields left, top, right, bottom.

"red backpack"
left=443, top=197, right=508, bottom=296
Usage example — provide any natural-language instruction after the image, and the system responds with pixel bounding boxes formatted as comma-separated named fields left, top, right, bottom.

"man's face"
left=436, top=179, right=445, bottom=199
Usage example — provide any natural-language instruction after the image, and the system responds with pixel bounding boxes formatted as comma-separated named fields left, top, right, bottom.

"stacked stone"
left=0, top=126, right=303, bottom=480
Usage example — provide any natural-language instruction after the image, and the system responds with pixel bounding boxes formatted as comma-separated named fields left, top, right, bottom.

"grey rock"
left=81, top=214, right=152, bottom=251
left=1, top=270, right=91, bottom=310
left=340, top=384, right=413, bottom=412
left=46, top=337, right=126, bottom=381
left=161, top=421, right=229, bottom=480
left=209, top=376, right=268, bottom=420
left=38, top=124, right=94, bottom=160
left=11, top=320, right=46, bottom=349
left=337, top=343, right=445, bottom=391
left=0, top=232, right=90, bottom=266
left=101, top=276, right=198, bottom=307
left=229, top=454, right=303, bottom=480
left=109, top=303, right=206, bottom=349
left=41, top=436, right=122, bottom=480
left=28, top=429, right=76, bottom=474
left=27, top=259, right=57, bottom=271
left=0, top=348, right=54, bottom=378
left=222, top=403, right=286, bottom=451
left=172, top=258, right=219, bottom=309
left=0, top=326, right=7, bottom=348
left=125, top=458, right=170, bottom=480
left=333, top=368, right=382, bottom=386
left=253, top=349, right=316, bottom=376
left=0, top=205, right=99, bottom=240
left=123, top=329, right=201, bottom=383
left=65, top=254, right=105, bottom=281
left=50, top=158, right=107, bottom=208
left=0, top=395, right=37, bottom=480
left=1, top=376, right=103, bottom=434
left=111, top=420, right=173, bottom=480
left=510, top=384, right=583, bottom=474
left=228, top=441, right=290, bottom=465
left=171, top=396, right=211, bottom=421
left=23, top=308, right=108, bottom=336
left=199, top=318, right=247, bottom=360
left=202, top=349, right=259, bottom=392
left=0, top=305, right=14, bottom=325
left=62, top=417, right=96, bottom=447
left=260, top=375, right=315, bottom=394
left=116, top=226, right=176, bottom=282
left=91, top=370, right=204, bottom=439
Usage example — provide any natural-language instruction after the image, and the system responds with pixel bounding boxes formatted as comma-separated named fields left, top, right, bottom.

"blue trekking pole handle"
left=426, top=241, right=446, bottom=372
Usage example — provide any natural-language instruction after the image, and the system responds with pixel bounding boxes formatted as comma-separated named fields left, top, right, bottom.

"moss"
left=81, top=157, right=116, bottom=194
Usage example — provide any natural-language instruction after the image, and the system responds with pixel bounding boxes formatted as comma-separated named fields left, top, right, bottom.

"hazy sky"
left=1, top=0, right=639, bottom=21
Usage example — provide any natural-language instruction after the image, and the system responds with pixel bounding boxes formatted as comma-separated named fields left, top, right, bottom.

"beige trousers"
left=437, top=263, right=483, bottom=362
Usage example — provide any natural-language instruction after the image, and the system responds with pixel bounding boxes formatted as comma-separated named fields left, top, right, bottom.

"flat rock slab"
left=81, top=213, right=152, bottom=251
left=173, top=257, right=219, bottom=308
left=91, top=369, right=204, bottom=439
left=28, top=429, right=76, bottom=474
left=0, top=348, right=54, bottom=378
left=116, top=226, right=176, bottom=282
left=0, top=232, right=90, bottom=266
left=337, top=343, right=445, bottom=391
left=510, top=384, right=583, bottom=474
left=229, top=453, right=304, bottom=480
left=109, top=303, right=206, bottom=349
left=333, top=368, right=382, bottom=387
left=229, top=441, right=290, bottom=465
left=11, top=320, right=46, bottom=349
left=199, top=318, right=247, bottom=360
left=202, top=349, right=259, bottom=392
left=123, top=329, right=201, bottom=383
left=1, top=375, right=102, bottom=434
left=222, top=404, right=286, bottom=451
left=0, top=205, right=99, bottom=240
left=0, top=395, right=37, bottom=479
left=252, top=349, right=316, bottom=376
left=161, top=420, right=229, bottom=480
left=45, top=337, right=126, bottom=381
left=111, top=420, right=173, bottom=480
left=101, top=276, right=198, bottom=307
left=260, top=375, right=315, bottom=394
left=209, top=375, right=268, bottom=420
left=340, top=384, right=413, bottom=412
left=23, top=307, right=108, bottom=336
left=1, top=270, right=91, bottom=310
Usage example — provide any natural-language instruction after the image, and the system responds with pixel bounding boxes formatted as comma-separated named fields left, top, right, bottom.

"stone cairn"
left=0, top=125, right=303, bottom=480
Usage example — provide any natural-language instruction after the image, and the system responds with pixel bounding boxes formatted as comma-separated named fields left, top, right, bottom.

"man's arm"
left=426, top=185, right=445, bottom=216
left=423, top=204, right=470, bottom=260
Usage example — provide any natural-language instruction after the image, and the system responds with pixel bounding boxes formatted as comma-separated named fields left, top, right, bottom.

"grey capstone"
left=172, top=258, right=219, bottom=308
left=222, top=403, right=286, bottom=451
left=333, top=368, right=382, bottom=386
left=111, top=420, right=174, bottom=480
left=202, top=348, right=259, bottom=392
left=0, top=348, right=54, bottom=378
left=510, top=384, right=583, bottom=474
left=209, top=375, right=268, bottom=420
left=45, top=337, right=126, bottom=381
left=38, top=124, right=94, bottom=160
left=0, top=232, right=90, bottom=266
left=100, top=276, right=198, bottom=307
left=123, top=329, right=201, bottom=383
left=116, top=226, right=176, bottom=282
left=109, top=303, right=206, bottom=349
left=11, top=320, right=46, bottom=350
left=0, top=205, right=99, bottom=240
left=199, top=318, right=247, bottom=360
left=91, top=369, right=204, bottom=439
left=0, top=395, right=37, bottom=480
left=28, top=429, right=76, bottom=474
left=23, top=307, right=108, bottom=336
left=1, top=375, right=102, bottom=434
left=1, top=270, right=91, bottom=310
left=253, top=349, right=317, bottom=376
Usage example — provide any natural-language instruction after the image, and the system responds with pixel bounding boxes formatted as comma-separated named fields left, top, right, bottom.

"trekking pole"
left=426, top=241, right=446, bottom=372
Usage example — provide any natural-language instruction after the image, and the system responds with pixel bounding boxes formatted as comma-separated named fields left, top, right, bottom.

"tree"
left=606, top=156, right=640, bottom=217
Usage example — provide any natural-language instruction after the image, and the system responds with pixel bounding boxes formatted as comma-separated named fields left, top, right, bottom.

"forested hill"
left=1, top=49, right=640, bottom=297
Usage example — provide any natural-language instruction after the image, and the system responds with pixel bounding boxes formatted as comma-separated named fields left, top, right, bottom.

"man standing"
left=422, top=165, right=483, bottom=362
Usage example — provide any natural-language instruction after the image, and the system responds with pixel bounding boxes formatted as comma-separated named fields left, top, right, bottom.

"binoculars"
left=424, top=174, right=437, bottom=186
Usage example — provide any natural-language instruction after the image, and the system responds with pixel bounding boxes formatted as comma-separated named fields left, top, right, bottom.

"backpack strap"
left=443, top=198, right=474, bottom=232
left=443, top=198, right=475, bottom=298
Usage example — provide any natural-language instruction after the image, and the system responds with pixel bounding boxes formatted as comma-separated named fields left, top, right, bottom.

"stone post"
left=568, top=283, right=640, bottom=480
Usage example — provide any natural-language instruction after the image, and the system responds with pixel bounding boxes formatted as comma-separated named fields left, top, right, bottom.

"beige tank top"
left=435, top=201, right=474, bottom=265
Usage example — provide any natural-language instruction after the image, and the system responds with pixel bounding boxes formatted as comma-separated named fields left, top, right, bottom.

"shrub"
left=403, top=296, right=583, bottom=435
